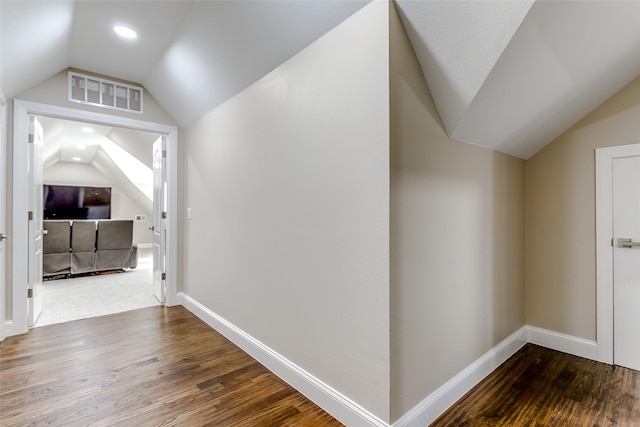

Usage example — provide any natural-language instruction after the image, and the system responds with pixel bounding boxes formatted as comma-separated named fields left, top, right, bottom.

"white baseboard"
left=177, top=294, right=601, bottom=427
left=2, top=320, right=13, bottom=339
left=393, top=326, right=527, bottom=427
left=178, top=292, right=388, bottom=427
left=526, top=325, right=598, bottom=361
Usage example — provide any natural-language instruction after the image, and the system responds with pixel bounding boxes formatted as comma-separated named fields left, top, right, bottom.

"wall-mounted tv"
left=43, top=185, right=111, bottom=220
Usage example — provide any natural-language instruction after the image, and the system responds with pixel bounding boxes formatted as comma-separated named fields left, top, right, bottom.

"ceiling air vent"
left=68, top=71, right=143, bottom=114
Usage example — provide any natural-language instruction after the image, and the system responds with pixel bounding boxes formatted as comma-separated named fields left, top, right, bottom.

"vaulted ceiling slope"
left=38, top=116, right=157, bottom=213
left=396, top=0, right=640, bottom=158
left=0, top=0, right=368, bottom=127
left=2, top=1, right=639, bottom=159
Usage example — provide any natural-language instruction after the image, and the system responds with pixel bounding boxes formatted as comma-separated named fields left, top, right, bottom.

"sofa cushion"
left=43, top=221, right=71, bottom=253
left=96, top=220, right=134, bottom=250
left=43, top=253, right=71, bottom=276
left=71, top=220, right=97, bottom=252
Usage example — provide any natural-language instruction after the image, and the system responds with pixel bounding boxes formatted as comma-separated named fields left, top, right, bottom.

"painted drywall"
left=182, top=1, right=390, bottom=421
left=526, top=75, right=640, bottom=341
left=449, top=1, right=640, bottom=159
left=44, top=161, right=152, bottom=244
left=107, top=127, right=158, bottom=169
left=395, top=0, right=533, bottom=135
left=389, top=4, right=526, bottom=420
left=16, top=69, right=175, bottom=126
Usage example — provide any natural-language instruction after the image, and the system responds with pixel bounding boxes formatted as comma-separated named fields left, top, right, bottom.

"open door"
left=152, top=136, right=166, bottom=303
left=0, top=104, right=7, bottom=340
left=28, top=116, right=44, bottom=326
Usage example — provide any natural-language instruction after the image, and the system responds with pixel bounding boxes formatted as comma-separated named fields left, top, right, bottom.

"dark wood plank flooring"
left=4, top=309, right=639, bottom=427
left=431, top=343, right=640, bottom=427
left=0, top=306, right=343, bottom=427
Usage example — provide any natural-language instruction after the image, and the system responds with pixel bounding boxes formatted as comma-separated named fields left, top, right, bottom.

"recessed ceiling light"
left=114, top=25, right=138, bottom=40
left=82, top=126, right=94, bottom=133
left=72, top=157, right=82, bottom=161
left=76, top=145, right=86, bottom=150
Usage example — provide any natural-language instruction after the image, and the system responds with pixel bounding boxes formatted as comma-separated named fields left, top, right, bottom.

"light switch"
left=187, top=208, right=192, bottom=220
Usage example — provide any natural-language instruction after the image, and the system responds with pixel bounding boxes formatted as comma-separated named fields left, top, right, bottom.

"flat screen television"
left=43, top=185, right=111, bottom=220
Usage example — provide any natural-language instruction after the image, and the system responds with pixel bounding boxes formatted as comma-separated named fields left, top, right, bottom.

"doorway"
left=595, top=143, right=640, bottom=369
left=10, top=100, right=178, bottom=336
left=34, top=116, right=160, bottom=327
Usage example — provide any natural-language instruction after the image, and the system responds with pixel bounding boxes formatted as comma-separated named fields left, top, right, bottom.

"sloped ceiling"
left=396, top=0, right=640, bottom=158
left=38, top=116, right=157, bottom=212
left=2, top=0, right=639, bottom=159
left=0, top=0, right=368, bottom=127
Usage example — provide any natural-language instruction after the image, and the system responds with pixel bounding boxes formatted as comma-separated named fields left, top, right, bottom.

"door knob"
left=0, top=233, right=8, bottom=240
left=617, top=238, right=640, bottom=248
left=149, top=226, right=154, bottom=231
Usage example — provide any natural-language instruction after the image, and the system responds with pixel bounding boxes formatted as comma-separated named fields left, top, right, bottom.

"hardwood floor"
left=431, top=343, right=640, bottom=427
left=4, top=310, right=639, bottom=427
left=0, top=306, right=343, bottom=427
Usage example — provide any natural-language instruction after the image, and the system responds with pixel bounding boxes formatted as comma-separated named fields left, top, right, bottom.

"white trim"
left=136, top=243, right=153, bottom=249
left=526, top=325, right=598, bottom=361
left=595, top=143, right=640, bottom=364
left=10, top=100, right=179, bottom=336
left=178, top=292, right=388, bottom=427
left=67, top=71, right=144, bottom=114
left=393, top=327, right=527, bottom=427
left=3, top=321, right=13, bottom=338
left=177, top=293, right=607, bottom=427
left=12, top=101, right=29, bottom=334
left=0, top=102, right=7, bottom=342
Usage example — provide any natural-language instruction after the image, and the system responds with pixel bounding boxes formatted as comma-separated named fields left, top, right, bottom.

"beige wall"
left=526, top=75, right=640, bottom=340
left=182, top=2, right=391, bottom=421
left=17, top=69, right=175, bottom=126
left=389, top=4, right=526, bottom=420
left=44, top=162, right=153, bottom=245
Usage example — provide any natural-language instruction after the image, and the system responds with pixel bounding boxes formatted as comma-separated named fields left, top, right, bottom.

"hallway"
left=0, top=305, right=342, bottom=426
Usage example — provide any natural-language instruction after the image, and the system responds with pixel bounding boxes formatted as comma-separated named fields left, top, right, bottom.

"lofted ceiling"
left=2, top=0, right=639, bottom=159
left=37, top=116, right=159, bottom=205
left=0, top=0, right=368, bottom=127
left=395, top=0, right=640, bottom=158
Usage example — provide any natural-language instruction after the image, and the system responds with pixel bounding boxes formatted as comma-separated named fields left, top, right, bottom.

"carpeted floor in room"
left=35, top=247, right=160, bottom=327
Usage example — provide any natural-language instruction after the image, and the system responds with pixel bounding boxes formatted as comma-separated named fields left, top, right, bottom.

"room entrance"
left=29, top=115, right=164, bottom=327
left=10, top=100, right=178, bottom=336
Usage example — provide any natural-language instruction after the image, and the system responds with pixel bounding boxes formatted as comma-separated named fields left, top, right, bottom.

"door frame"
left=11, top=99, right=179, bottom=336
left=0, top=100, right=7, bottom=341
left=595, top=142, right=640, bottom=364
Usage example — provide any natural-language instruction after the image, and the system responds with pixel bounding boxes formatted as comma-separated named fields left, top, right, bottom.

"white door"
left=152, top=136, right=166, bottom=303
left=0, top=104, right=7, bottom=340
left=28, top=116, right=44, bottom=326
left=613, top=155, right=640, bottom=371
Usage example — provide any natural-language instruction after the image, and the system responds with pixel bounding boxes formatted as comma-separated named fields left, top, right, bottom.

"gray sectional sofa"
left=43, top=219, right=138, bottom=277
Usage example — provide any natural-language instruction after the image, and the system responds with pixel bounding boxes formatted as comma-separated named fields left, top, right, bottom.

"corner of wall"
left=388, top=0, right=526, bottom=421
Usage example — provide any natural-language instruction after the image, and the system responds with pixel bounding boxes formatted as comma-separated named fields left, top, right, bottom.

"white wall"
left=183, top=2, right=391, bottom=421
left=44, top=161, right=152, bottom=244
left=389, top=4, right=526, bottom=420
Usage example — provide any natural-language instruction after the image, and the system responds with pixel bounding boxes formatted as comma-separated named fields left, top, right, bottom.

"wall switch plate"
left=187, top=208, right=192, bottom=220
